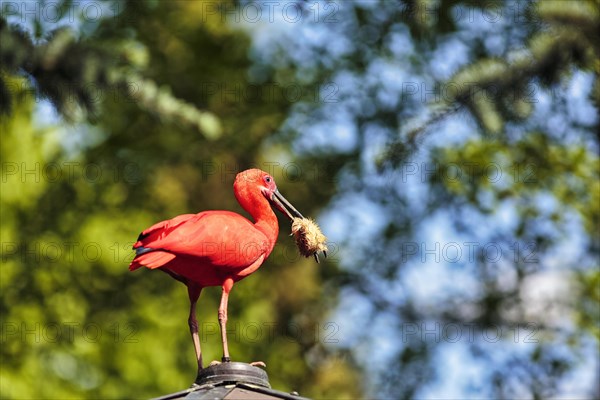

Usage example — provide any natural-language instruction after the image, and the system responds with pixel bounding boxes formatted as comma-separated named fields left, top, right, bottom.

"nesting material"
left=291, top=217, right=328, bottom=262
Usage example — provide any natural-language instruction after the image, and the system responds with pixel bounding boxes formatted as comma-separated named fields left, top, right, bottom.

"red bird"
left=129, top=169, right=304, bottom=372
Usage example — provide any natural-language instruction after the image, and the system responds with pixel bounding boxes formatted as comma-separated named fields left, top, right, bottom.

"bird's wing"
left=129, top=211, right=270, bottom=271
left=129, top=213, right=198, bottom=270
left=133, top=213, right=197, bottom=245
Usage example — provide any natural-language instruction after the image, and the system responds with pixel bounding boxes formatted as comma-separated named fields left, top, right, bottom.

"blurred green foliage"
left=1, top=0, right=599, bottom=399
left=452, top=0, right=599, bottom=133
left=0, top=7, right=221, bottom=138
left=1, top=1, right=360, bottom=398
left=431, top=135, right=599, bottom=234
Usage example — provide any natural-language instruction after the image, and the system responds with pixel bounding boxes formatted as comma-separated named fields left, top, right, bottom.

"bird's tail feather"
left=129, top=250, right=176, bottom=271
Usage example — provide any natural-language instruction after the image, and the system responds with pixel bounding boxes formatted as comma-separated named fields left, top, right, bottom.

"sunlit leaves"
left=1, top=1, right=356, bottom=398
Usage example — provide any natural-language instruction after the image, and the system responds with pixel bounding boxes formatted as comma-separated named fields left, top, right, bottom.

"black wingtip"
left=136, top=231, right=150, bottom=242
left=135, top=246, right=154, bottom=256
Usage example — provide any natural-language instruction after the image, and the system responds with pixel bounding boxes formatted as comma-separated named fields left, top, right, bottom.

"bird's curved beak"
left=271, top=190, right=304, bottom=221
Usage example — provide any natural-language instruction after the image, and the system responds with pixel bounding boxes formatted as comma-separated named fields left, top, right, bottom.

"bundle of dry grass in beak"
left=291, top=217, right=328, bottom=263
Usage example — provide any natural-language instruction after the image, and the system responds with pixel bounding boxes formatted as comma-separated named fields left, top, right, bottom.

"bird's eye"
left=264, top=176, right=272, bottom=183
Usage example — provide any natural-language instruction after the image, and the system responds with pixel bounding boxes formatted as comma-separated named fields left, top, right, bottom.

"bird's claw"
left=208, top=359, right=266, bottom=368
left=313, top=250, right=327, bottom=263
left=209, top=356, right=231, bottom=367
left=250, top=361, right=266, bottom=368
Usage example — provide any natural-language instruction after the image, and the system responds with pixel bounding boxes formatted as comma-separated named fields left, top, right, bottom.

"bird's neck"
left=235, top=187, right=280, bottom=252
left=253, top=208, right=280, bottom=251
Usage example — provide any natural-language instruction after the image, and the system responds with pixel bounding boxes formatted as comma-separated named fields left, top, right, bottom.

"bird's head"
left=234, top=169, right=304, bottom=220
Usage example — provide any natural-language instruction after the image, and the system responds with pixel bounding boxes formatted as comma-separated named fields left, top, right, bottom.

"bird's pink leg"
left=218, top=278, right=234, bottom=362
left=159, top=269, right=204, bottom=371
left=214, top=279, right=266, bottom=368
left=187, top=283, right=203, bottom=372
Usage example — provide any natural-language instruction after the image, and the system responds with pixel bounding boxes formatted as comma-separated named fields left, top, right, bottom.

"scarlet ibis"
left=129, top=169, right=307, bottom=372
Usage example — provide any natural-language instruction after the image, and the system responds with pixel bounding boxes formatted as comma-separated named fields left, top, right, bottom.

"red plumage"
left=129, top=168, right=303, bottom=371
left=130, top=210, right=272, bottom=285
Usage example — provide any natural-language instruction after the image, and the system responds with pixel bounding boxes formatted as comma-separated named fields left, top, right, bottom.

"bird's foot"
left=208, top=356, right=231, bottom=366
left=207, top=359, right=266, bottom=368
left=250, top=361, right=266, bottom=368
